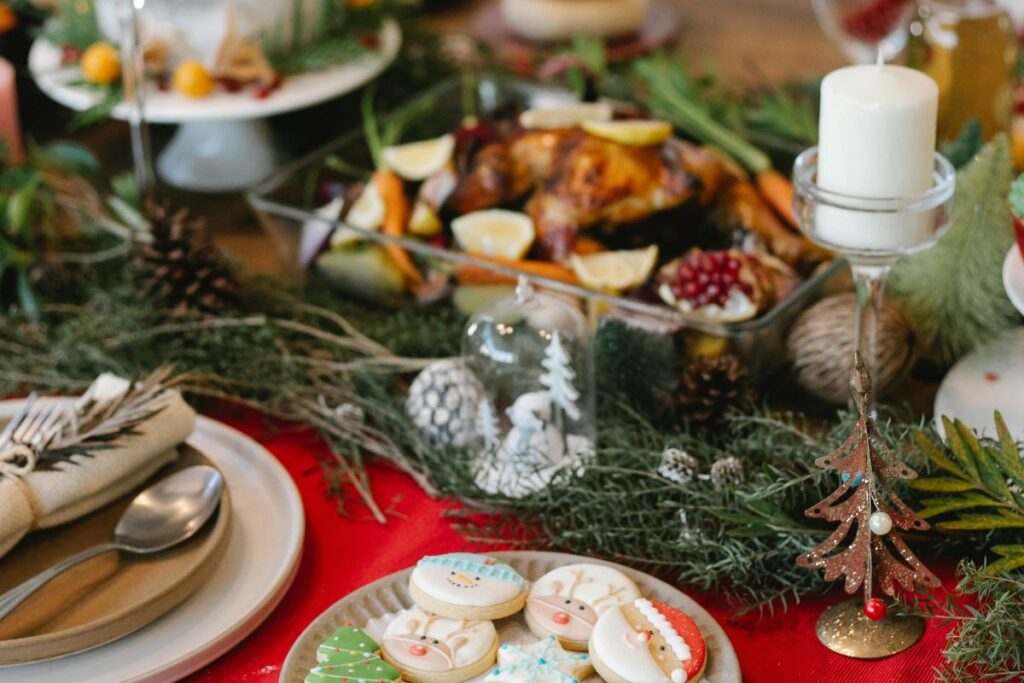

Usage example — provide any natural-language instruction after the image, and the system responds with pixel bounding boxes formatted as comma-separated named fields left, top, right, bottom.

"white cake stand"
left=933, top=246, right=1024, bottom=441
left=27, top=19, right=401, bottom=192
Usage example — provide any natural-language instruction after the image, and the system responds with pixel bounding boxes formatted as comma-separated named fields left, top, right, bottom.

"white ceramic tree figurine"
left=539, top=331, right=581, bottom=424
left=475, top=399, right=501, bottom=452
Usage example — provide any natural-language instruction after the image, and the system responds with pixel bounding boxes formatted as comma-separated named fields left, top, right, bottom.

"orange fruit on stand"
left=80, top=42, right=121, bottom=85
left=172, top=60, right=215, bottom=99
left=0, top=4, right=18, bottom=34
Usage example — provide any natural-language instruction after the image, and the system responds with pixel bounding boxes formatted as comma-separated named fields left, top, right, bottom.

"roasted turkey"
left=447, top=129, right=727, bottom=262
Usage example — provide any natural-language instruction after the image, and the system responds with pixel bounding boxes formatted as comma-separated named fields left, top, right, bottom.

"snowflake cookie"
left=484, top=636, right=592, bottom=683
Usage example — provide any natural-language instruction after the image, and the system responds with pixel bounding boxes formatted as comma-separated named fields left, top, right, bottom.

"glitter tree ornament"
left=796, top=352, right=939, bottom=657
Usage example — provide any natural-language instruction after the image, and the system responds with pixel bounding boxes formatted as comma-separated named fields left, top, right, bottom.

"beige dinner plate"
left=280, top=550, right=741, bottom=683
left=0, top=445, right=231, bottom=666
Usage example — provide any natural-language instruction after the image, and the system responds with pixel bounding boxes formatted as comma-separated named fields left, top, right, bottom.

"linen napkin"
left=0, top=372, right=196, bottom=560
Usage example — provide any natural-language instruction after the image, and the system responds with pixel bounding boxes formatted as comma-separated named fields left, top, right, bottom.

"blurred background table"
left=14, top=0, right=845, bottom=275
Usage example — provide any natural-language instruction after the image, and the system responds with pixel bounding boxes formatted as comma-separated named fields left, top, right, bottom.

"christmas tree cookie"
left=306, top=622, right=401, bottom=683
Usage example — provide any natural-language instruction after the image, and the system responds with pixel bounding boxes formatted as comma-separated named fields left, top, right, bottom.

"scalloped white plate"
left=279, top=550, right=740, bottom=683
left=27, top=20, right=400, bottom=123
left=0, top=403, right=304, bottom=682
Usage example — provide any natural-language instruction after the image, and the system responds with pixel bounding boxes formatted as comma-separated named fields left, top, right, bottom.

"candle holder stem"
left=118, top=0, right=156, bottom=205
left=851, top=262, right=891, bottom=409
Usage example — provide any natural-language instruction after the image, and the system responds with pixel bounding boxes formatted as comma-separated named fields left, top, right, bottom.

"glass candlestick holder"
left=792, top=147, right=956, bottom=404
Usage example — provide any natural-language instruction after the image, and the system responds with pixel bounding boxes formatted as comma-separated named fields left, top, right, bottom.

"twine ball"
left=786, top=293, right=917, bottom=405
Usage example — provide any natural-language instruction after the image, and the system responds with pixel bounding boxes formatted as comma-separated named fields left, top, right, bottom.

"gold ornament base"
left=815, top=599, right=925, bottom=659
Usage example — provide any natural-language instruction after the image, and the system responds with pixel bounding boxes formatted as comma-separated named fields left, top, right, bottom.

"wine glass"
left=813, top=0, right=918, bottom=63
left=792, top=147, right=956, bottom=405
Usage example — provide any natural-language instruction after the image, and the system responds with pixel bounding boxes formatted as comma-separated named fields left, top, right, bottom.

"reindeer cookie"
left=409, top=553, right=528, bottom=620
left=525, top=563, right=641, bottom=651
left=382, top=606, right=499, bottom=683
left=589, top=598, right=707, bottom=683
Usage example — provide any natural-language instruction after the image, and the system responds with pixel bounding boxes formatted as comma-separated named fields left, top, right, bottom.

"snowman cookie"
left=525, top=563, right=641, bottom=651
left=409, top=552, right=528, bottom=620
left=483, top=635, right=593, bottom=682
left=382, top=606, right=499, bottom=683
left=589, top=598, right=707, bottom=683
left=306, top=622, right=401, bottom=683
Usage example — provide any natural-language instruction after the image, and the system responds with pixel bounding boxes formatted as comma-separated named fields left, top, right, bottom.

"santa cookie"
left=382, top=606, right=498, bottom=683
left=589, top=598, right=707, bottom=683
left=409, top=553, right=527, bottom=620
left=525, top=563, right=641, bottom=651
left=483, top=635, right=593, bottom=682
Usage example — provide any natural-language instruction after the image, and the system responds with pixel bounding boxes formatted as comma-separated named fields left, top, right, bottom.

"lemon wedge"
left=382, top=134, right=455, bottom=181
left=451, top=209, right=535, bottom=260
left=519, top=102, right=613, bottom=130
left=408, top=200, right=442, bottom=237
left=581, top=119, right=673, bottom=146
left=332, top=180, right=384, bottom=248
left=570, top=246, right=659, bottom=291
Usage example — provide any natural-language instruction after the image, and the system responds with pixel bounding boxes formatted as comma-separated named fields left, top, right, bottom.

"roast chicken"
left=448, top=129, right=727, bottom=262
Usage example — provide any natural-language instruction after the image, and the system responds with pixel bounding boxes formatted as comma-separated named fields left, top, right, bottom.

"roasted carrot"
left=454, top=257, right=580, bottom=286
left=756, top=169, right=797, bottom=228
left=373, top=169, right=423, bottom=285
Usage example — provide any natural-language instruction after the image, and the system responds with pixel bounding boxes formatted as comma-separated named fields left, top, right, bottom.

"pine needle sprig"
left=889, top=135, right=1021, bottom=364
left=933, top=562, right=1024, bottom=683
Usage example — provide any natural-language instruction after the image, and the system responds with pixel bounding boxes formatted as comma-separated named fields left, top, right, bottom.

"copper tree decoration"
left=797, top=352, right=939, bottom=622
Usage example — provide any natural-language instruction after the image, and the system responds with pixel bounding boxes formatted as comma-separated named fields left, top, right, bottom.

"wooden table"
left=15, top=0, right=845, bottom=273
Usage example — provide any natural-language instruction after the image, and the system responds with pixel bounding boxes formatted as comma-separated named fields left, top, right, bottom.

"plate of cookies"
left=280, top=550, right=740, bottom=683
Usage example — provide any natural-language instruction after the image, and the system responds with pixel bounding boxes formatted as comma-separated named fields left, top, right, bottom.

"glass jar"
left=908, top=0, right=1019, bottom=141
left=462, top=279, right=595, bottom=498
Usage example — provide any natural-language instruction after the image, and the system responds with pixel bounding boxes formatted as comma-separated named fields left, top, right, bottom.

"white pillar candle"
left=815, top=65, right=939, bottom=251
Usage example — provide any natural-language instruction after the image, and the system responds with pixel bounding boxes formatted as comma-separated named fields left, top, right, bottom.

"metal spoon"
left=0, top=465, right=223, bottom=621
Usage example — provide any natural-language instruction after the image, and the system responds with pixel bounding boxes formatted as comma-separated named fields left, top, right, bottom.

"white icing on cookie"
left=483, top=636, right=590, bottom=682
left=590, top=605, right=667, bottom=682
left=381, top=607, right=497, bottom=673
left=635, top=599, right=692, bottom=664
left=411, top=553, right=525, bottom=607
left=527, top=563, right=641, bottom=642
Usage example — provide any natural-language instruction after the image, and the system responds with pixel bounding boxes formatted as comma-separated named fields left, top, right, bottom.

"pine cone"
left=134, top=205, right=237, bottom=318
left=678, top=353, right=754, bottom=425
left=710, top=455, right=746, bottom=490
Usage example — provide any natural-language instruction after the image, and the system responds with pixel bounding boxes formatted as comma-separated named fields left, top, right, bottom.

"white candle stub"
left=815, top=65, right=939, bottom=252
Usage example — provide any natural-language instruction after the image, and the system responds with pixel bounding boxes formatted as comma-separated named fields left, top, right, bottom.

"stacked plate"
left=0, top=404, right=305, bottom=683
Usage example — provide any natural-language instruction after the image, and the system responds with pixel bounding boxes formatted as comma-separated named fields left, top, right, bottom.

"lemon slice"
left=570, top=246, right=659, bottom=291
left=581, top=119, right=673, bottom=146
left=519, top=102, right=613, bottom=130
left=451, top=209, right=535, bottom=259
left=382, top=134, right=455, bottom=181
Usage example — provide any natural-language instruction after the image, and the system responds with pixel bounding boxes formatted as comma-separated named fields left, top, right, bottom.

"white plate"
left=0, top=406, right=305, bottom=683
left=27, top=20, right=401, bottom=122
left=1003, top=245, right=1024, bottom=317
left=934, top=328, right=1024, bottom=442
left=279, top=550, right=741, bottom=683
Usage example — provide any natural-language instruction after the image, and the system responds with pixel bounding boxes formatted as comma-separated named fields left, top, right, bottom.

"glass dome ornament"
left=463, top=278, right=595, bottom=499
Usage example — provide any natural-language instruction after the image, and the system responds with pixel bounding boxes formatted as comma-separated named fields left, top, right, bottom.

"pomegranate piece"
left=656, top=248, right=773, bottom=322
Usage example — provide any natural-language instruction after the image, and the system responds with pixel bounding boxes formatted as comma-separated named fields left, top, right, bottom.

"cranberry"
left=61, top=45, right=82, bottom=65
left=218, top=77, right=243, bottom=93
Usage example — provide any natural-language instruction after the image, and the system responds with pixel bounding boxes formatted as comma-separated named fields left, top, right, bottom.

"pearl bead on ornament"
left=868, top=511, right=893, bottom=535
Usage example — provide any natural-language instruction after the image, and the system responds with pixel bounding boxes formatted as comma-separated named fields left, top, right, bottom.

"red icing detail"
left=637, top=631, right=651, bottom=642
left=343, top=620, right=354, bottom=626
left=553, top=611, right=571, bottom=625
left=864, top=598, right=887, bottom=621
left=409, top=644, right=428, bottom=657
left=985, top=372, right=1000, bottom=382
left=646, top=601, right=707, bottom=681
left=484, top=558, right=495, bottom=565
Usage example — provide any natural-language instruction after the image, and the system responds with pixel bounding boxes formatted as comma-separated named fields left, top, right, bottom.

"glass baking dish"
left=247, top=75, right=845, bottom=379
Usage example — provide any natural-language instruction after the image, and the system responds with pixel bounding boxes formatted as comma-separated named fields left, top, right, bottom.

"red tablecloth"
left=185, top=412, right=957, bottom=683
